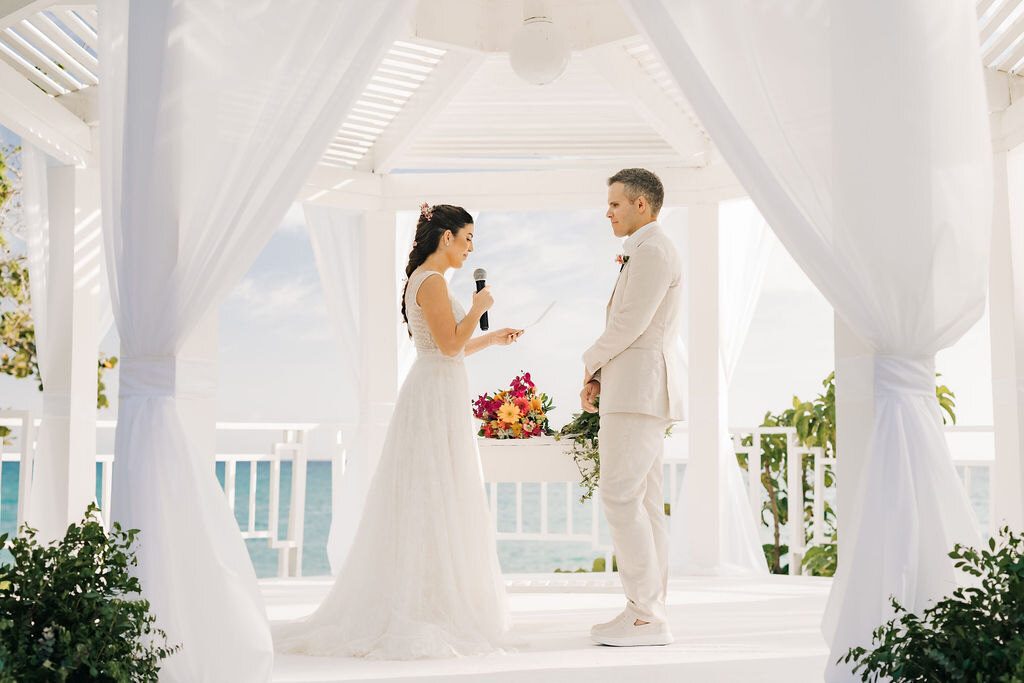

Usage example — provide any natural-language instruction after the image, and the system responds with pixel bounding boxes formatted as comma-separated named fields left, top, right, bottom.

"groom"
left=581, top=168, right=684, bottom=647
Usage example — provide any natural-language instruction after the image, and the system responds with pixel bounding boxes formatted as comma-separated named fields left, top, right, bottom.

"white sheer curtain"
left=22, top=145, right=113, bottom=537
left=626, top=1, right=990, bottom=677
left=304, top=204, right=364, bottom=574
left=670, top=199, right=772, bottom=576
left=97, top=2, right=413, bottom=680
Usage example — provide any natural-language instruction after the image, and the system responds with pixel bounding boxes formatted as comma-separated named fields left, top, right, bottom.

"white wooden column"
left=989, top=146, right=1024, bottom=530
left=685, top=202, right=721, bottom=567
left=26, top=166, right=101, bottom=542
left=360, top=210, right=399, bottom=484
left=834, top=316, right=875, bottom=573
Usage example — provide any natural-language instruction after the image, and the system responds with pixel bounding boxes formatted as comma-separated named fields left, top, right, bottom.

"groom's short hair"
left=608, top=168, right=664, bottom=217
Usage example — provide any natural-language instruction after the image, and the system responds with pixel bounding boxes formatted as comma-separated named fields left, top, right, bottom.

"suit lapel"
left=605, top=223, right=660, bottom=320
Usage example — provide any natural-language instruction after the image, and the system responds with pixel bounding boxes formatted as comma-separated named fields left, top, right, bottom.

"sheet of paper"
left=524, top=300, right=556, bottom=329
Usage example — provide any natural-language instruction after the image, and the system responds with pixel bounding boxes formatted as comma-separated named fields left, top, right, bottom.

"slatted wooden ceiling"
left=0, top=1, right=1020, bottom=174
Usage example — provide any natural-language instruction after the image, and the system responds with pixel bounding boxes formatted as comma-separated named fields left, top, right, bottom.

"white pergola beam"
left=0, top=55, right=91, bottom=165
left=0, top=0, right=54, bottom=29
left=300, top=162, right=744, bottom=212
left=585, top=42, right=711, bottom=166
left=367, top=48, right=485, bottom=173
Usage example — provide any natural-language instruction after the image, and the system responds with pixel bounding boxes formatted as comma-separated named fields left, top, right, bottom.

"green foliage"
left=556, top=397, right=602, bottom=502
left=936, top=373, right=957, bottom=426
left=842, top=527, right=1024, bottom=682
left=555, top=555, right=617, bottom=573
left=0, top=144, right=116, bottom=409
left=801, top=542, right=837, bottom=577
left=741, top=371, right=954, bottom=577
left=0, top=503, right=179, bottom=681
left=557, top=399, right=675, bottom=503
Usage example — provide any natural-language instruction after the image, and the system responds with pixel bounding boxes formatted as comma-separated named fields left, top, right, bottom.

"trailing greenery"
left=739, top=371, right=957, bottom=576
left=0, top=503, right=179, bottom=682
left=842, top=527, right=1024, bottom=682
left=0, top=144, right=117, bottom=410
left=556, top=399, right=675, bottom=503
left=556, top=397, right=602, bottom=502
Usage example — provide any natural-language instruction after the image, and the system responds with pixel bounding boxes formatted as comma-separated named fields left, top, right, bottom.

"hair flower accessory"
left=419, top=202, right=433, bottom=222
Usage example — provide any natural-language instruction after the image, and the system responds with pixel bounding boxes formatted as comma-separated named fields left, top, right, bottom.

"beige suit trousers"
left=598, top=412, right=671, bottom=623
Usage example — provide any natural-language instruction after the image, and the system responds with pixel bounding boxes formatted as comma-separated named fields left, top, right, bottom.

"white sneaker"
left=590, top=608, right=631, bottom=635
left=590, top=609, right=673, bottom=647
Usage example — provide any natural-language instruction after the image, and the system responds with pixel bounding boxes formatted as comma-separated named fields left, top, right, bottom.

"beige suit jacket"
left=582, top=222, right=685, bottom=421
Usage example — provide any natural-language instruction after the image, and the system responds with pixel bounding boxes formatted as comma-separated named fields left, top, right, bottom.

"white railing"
left=482, top=425, right=995, bottom=575
left=0, top=415, right=996, bottom=578
left=725, top=426, right=832, bottom=575
left=214, top=423, right=313, bottom=578
left=0, top=410, right=34, bottom=530
left=0, top=416, right=313, bottom=578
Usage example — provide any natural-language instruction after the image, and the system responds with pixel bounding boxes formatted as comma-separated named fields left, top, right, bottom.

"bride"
left=274, top=203, right=523, bottom=659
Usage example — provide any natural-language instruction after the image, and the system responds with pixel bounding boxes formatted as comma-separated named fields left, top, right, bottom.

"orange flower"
left=512, top=422, right=523, bottom=437
left=497, top=401, right=521, bottom=424
left=530, top=396, right=543, bottom=411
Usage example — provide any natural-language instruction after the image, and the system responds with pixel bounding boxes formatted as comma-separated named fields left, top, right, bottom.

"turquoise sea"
left=0, top=461, right=607, bottom=577
left=0, top=460, right=991, bottom=577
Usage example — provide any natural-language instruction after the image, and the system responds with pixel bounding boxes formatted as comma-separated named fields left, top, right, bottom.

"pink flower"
left=515, top=396, right=530, bottom=414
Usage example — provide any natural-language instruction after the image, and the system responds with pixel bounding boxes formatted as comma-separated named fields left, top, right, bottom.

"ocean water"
left=0, top=461, right=606, bottom=577
left=218, top=461, right=610, bottom=578
left=0, top=460, right=992, bottom=578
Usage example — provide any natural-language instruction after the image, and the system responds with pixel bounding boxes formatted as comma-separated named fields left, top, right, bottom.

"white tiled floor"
left=265, top=573, right=832, bottom=683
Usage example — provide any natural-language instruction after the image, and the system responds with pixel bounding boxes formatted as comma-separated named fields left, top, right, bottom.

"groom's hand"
left=580, top=380, right=600, bottom=413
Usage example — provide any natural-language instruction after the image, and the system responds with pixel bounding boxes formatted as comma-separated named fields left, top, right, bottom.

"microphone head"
left=473, top=268, right=487, bottom=282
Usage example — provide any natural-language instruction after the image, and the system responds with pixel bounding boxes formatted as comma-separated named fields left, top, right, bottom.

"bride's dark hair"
left=401, top=203, right=474, bottom=333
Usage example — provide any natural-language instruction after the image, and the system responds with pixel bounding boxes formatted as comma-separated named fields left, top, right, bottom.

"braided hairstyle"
left=401, top=203, right=474, bottom=333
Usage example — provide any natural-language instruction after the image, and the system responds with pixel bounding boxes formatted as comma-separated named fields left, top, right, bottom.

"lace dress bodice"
left=406, top=270, right=467, bottom=359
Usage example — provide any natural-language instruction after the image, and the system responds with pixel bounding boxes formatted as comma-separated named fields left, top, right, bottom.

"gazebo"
left=1, top=0, right=1022, bottom=681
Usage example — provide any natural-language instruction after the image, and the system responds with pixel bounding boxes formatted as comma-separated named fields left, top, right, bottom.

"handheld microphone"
left=473, top=268, right=489, bottom=331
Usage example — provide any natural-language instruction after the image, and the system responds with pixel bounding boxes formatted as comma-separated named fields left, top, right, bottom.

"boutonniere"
left=616, top=254, right=630, bottom=271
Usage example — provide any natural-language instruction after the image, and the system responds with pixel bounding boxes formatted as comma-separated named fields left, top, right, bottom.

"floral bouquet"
left=472, top=372, right=556, bottom=439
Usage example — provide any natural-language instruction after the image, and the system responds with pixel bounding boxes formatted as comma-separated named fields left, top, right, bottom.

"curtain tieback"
left=119, top=355, right=217, bottom=400
left=873, top=354, right=935, bottom=399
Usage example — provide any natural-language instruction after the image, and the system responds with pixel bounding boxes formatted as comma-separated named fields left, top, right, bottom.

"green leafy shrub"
left=739, top=371, right=955, bottom=577
left=842, top=527, right=1024, bottom=682
left=0, top=504, right=179, bottom=681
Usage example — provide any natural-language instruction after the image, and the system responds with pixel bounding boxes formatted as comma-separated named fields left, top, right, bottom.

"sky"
left=0, top=123, right=997, bottom=451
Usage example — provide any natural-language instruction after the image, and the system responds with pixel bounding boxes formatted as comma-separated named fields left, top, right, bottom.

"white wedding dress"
left=273, top=270, right=511, bottom=659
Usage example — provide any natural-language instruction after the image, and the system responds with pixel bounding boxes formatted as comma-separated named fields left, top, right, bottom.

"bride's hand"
left=490, top=328, right=524, bottom=346
left=471, top=286, right=494, bottom=315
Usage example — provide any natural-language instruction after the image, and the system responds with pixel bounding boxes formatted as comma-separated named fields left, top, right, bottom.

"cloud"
left=227, top=275, right=324, bottom=322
